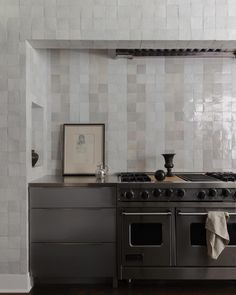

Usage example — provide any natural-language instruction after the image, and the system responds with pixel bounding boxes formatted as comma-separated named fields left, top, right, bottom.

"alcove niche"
left=31, top=102, right=44, bottom=168
left=26, top=42, right=50, bottom=181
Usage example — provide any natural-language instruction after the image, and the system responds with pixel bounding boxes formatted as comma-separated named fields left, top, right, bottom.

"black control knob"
left=140, top=191, right=149, bottom=200
left=177, top=189, right=185, bottom=198
left=198, top=190, right=206, bottom=200
left=125, top=191, right=134, bottom=200
left=222, top=189, right=231, bottom=198
left=153, top=189, right=162, bottom=197
left=166, top=189, right=173, bottom=197
left=208, top=189, right=217, bottom=198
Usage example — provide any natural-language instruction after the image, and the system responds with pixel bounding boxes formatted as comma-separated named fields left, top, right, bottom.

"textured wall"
left=0, top=0, right=236, bottom=276
left=0, top=2, right=26, bottom=274
left=48, top=50, right=236, bottom=174
left=16, top=0, right=236, bottom=41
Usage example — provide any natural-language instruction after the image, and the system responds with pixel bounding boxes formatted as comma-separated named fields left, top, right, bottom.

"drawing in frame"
left=63, top=124, right=105, bottom=176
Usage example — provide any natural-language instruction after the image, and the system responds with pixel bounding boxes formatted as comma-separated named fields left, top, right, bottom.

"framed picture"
left=63, top=124, right=105, bottom=176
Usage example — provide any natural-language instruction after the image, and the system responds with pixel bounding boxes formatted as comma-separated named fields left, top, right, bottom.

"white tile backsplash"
left=31, top=50, right=234, bottom=174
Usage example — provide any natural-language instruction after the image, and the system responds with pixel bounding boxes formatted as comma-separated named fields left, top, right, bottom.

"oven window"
left=130, top=223, right=162, bottom=246
left=190, top=223, right=206, bottom=246
left=228, top=224, right=236, bottom=245
left=190, top=223, right=236, bottom=246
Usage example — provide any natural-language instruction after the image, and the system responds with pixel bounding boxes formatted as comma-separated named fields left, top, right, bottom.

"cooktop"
left=118, top=172, right=236, bottom=202
left=119, top=172, right=236, bottom=182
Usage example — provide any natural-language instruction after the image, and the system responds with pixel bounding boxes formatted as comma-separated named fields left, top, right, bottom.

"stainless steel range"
left=117, top=172, right=236, bottom=281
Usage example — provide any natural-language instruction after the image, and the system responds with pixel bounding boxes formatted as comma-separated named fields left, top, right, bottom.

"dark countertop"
left=28, top=174, right=183, bottom=187
left=29, top=175, right=119, bottom=187
left=29, top=174, right=236, bottom=189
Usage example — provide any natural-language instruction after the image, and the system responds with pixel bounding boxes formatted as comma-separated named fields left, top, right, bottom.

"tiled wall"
left=49, top=50, right=236, bottom=174
left=1, top=0, right=236, bottom=277
left=16, top=0, right=236, bottom=41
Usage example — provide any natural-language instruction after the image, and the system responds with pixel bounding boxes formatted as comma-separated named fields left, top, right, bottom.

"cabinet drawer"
left=30, top=208, right=115, bottom=242
left=29, top=187, right=116, bottom=208
left=30, top=243, right=115, bottom=278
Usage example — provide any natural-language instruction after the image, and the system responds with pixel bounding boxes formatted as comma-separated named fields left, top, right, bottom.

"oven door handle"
left=177, top=211, right=236, bottom=216
left=122, top=212, right=172, bottom=216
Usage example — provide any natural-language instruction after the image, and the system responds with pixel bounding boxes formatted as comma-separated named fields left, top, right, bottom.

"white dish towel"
left=205, top=211, right=230, bottom=260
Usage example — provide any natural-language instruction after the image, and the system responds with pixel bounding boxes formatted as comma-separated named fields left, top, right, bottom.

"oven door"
left=176, top=207, right=236, bottom=266
left=121, top=208, right=173, bottom=266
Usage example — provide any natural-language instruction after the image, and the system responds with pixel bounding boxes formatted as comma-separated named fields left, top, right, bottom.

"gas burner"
left=120, top=173, right=151, bottom=183
left=206, top=172, right=236, bottom=182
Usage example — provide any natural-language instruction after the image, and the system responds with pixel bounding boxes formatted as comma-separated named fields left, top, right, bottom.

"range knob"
left=177, top=189, right=185, bottom=198
left=208, top=189, right=217, bottom=198
left=166, top=189, right=173, bottom=197
left=153, top=189, right=162, bottom=197
left=222, top=189, right=231, bottom=198
left=125, top=191, right=134, bottom=200
left=197, top=190, right=206, bottom=200
left=140, top=191, right=149, bottom=200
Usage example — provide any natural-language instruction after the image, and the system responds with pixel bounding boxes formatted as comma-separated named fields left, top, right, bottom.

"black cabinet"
left=31, top=243, right=115, bottom=278
left=30, top=208, right=116, bottom=242
left=30, top=187, right=116, bottom=208
left=29, top=187, right=116, bottom=283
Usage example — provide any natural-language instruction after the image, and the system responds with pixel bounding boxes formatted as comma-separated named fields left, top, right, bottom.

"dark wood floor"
left=4, top=281, right=236, bottom=295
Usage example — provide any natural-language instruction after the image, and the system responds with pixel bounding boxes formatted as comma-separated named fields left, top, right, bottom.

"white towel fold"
left=205, top=211, right=230, bottom=260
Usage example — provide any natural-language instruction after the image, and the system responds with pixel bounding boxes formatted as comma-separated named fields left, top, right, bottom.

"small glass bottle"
left=95, top=164, right=109, bottom=179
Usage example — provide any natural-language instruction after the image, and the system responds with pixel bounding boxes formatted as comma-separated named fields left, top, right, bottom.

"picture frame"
left=63, top=124, right=105, bottom=176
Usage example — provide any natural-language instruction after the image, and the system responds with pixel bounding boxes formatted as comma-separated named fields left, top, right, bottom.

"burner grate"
left=206, top=172, right=236, bottom=182
left=120, top=173, right=151, bottom=182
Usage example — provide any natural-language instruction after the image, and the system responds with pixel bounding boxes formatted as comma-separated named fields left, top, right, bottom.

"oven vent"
left=115, top=49, right=236, bottom=59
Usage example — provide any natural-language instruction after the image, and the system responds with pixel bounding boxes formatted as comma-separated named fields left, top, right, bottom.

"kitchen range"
left=117, top=172, right=236, bottom=281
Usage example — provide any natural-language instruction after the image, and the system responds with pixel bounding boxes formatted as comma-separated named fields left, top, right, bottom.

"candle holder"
left=162, top=153, right=175, bottom=177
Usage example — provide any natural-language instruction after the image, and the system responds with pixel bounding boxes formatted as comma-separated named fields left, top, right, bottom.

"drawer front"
left=30, top=208, right=116, bottom=242
left=30, top=243, right=115, bottom=278
left=29, top=187, right=116, bottom=208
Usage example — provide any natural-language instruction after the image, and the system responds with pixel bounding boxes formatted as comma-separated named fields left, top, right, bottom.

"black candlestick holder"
left=32, top=149, right=39, bottom=167
left=162, top=153, right=175, bottom=177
